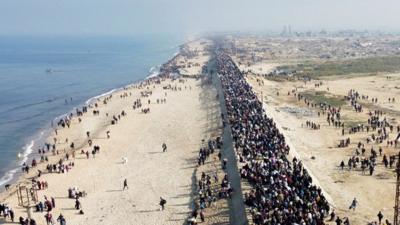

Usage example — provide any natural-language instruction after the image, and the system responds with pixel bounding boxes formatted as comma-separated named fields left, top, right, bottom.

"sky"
left=0, top=0, right=399, bottom=36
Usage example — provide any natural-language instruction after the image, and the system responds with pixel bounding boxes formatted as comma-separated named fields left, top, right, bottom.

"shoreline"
left=0, top=38, right=230, bottom=225
left=0, top=59, right=163, bottom=192
left=0, top=76, right=220, bottom=224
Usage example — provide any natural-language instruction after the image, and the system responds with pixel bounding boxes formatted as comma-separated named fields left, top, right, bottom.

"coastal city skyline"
left=0, top=0, right=400, bottom=36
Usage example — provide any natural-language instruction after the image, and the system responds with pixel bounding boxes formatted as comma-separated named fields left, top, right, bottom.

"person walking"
left=30, top=218, right=37, bottom=225
left=377, top=211, right=383, bottom=224
left=75, top=199, right=81, bottom=210
left=44, top=212, right=53, bottom=225
left=57, top=214, right=66, bottom=225
left=335, top=216, right=342, bottom=225
left=343, top=217, right=350, bottom=225
left=349, top=198, right=358, bottom=211
left=123, top=179, right=128, bottom=190
left=9, top=209, right=14, bottom=222
left=51, top=197, right=56, bottom=208
left=159, top=197, right=166, bottom=211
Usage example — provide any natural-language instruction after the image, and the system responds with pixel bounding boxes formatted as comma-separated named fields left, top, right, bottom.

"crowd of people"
left=251, top=61, right=400, bottom=224
left=0, top=204, right=15, bottom=222
left=1, top=75, right=186, bottom=224
left=189, top=135, right=232, bottom=225
left=285, top=81, right=399, bottom=181
left=339, top=87, right=400, bottom=179
left=216, top=51, right=331, bottom=225
left=303, top=121, right=321, bottom=130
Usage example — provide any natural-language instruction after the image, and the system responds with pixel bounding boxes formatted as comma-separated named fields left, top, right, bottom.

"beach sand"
left=174, top=39, right=212, bottom=76
left=0, top=76, right=223, bottom=225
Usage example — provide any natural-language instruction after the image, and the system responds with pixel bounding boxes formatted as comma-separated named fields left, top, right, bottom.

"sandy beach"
left=2, top=35, right=400, bottom=225
left=3, top=0, right=400, bottom=223
left=0, top=62, right=229, bottom=225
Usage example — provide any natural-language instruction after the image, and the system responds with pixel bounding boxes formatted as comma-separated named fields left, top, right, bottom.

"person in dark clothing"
left=57, top=214, right=66, bottom=225
left=377, top=211, right=384, bottom=224
left=215, top=51, right=331, bottom=225
left=123, top=179, right=128, bottom=190
left=9, top=209, right=14, bottom=222
left=335, top=216, right=342, bottom=225
left=159, top=197, right=167, bottom=211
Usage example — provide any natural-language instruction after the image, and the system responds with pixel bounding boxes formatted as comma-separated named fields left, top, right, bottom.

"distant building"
left=281, top=25, right=288, bottom=37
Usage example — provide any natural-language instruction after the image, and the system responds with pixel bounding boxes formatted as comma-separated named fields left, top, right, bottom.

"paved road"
left=207, top=58, right=248, bottom=225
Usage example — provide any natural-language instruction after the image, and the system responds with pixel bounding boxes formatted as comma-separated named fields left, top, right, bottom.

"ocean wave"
left=0, top=55, right=179, bottom=189
left=20, top=140, right=35, bottom=166
left=146, top=64, right=161, bottom=79
left=53, top=112, right=69, bottom=122
left=0, top=131, right=44, bottom=187
left=0, top=168, right=19, bottom=187
left=0, top=112, right=44, bottom=125
left=85, top=88, right=121, bottom=105
left=0, top=97, right=60, bottom=115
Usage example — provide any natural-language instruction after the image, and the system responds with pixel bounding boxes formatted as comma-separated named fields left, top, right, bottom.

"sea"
left=0, top=35, right=182, bottom=188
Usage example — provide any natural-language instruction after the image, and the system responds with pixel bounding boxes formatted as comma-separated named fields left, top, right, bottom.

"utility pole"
left=261, top=91, right=263, bottom=107
left=394, top=152, right=400, bottom=225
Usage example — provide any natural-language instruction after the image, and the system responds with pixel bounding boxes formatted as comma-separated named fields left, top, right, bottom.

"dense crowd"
left=216, top=51, right=330, bottom=225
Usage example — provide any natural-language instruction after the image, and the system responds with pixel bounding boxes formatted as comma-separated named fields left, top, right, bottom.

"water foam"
left=85, top=88, right=120, bottom=105
left=0, top=168, right=19, bottom=187
left=0, top=131, right=44, bottom=187
left=146, top=64, right=161, bottom=79
left=0, top=51, right=180, bottom=188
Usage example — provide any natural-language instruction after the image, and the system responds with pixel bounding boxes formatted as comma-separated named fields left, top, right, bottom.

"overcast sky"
left=1, top=0, right=399, bottom=36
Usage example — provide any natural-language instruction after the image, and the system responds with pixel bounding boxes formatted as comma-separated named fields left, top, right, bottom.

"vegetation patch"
left=286, top=56, right=400, bottom=79
left=342, top=118, right=365, bottom=128
left=301, top=91, right=346, bottom=107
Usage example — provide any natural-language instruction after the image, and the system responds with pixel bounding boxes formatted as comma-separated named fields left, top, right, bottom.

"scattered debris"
left=280, top=106, right=317, bottom=118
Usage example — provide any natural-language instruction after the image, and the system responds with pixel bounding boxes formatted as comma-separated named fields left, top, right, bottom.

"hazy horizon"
left=1, top=0, right=400, bottom=37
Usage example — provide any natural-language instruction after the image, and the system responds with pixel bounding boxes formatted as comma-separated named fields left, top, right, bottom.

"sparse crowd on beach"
left=303, top=121, right=321, bottom=130
left=0, top=72, right=205, bottom=224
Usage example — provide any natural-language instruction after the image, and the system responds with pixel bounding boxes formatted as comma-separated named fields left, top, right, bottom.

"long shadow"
left=0, top=220, right=19, bottom=225
left=176, top=56, right=242, bottom=225
left=211, top=56, right=248, bottom=225
left=180, top=165, right=196, bottom=170
left=60, top=207, right=76, bottom=210
left=54, top=196, right=69, bottom=199
left=170, top=203, right=189, bottom=207
left=172, top=193, right=191, bottom=199
left=135, top=209, right=159, bottom=213
left=148, top=151, right=164, bottom=154
left=180, top=156, right=199, bottom=224
left=106, top=189, right=124, bottom=192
